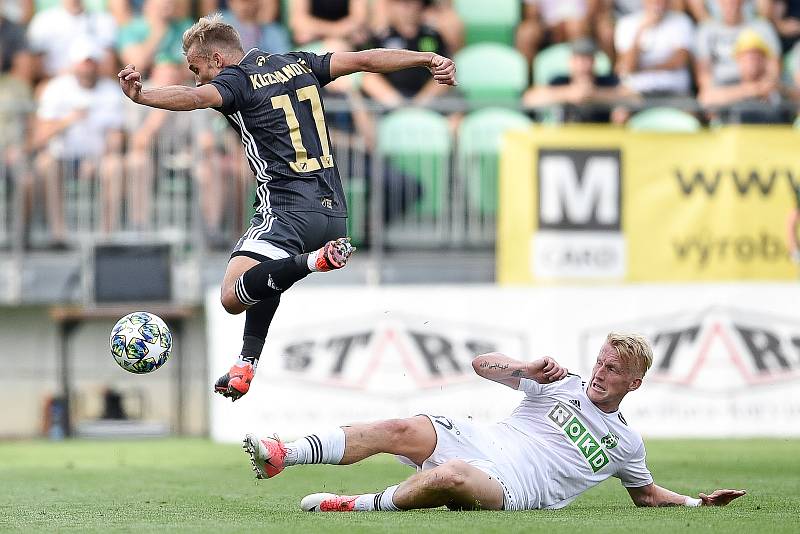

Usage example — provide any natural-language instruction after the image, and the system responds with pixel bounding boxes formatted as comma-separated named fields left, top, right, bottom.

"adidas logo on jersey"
left=569, top=399, right=581, bottom=411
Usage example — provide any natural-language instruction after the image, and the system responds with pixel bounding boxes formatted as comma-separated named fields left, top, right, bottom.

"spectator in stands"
left=289, top=0, right=370, bottom=49
left=768, top=0, right=800, bottom=52
left=362, top=0, right=452, bottom=107
left=698, top=29, right=793, bottom=123
left=614, top=0, right=695, bottom=96
left=515, top=0, right=593, bottom=67
left=695, top=0, right=781, bottom=97
left=685, top=0, right=771, bottom=22
left=1, top=0, right=34, bottom=25
left=1, top=4, right=36, bottom=243
left=31, top=38, right=125, bottom=244
left=110, top=0, right=191, bottom=23
left=1, top=5, right=35, bottom=86
left=523, top=37, right=639, bottom=122
left=222, top=0, right=291, bottom=54
left=372, top=0, right=464, bottom=53
left=123, top=61, right=230, bottom=242
left=595, top=0, right=685, bottom=61
left=27, top=0, right=118, bottom=80
left=117, top=0, right=193, bottom=78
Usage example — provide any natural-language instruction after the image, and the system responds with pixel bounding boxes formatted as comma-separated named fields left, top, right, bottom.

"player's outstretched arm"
left=471, top=353, right=568, bottom=389
left=118, top=65, right=223, bottom=111
left=627, top=483, right=746, bottom=507
left=330, top=49, right=457, bottom=86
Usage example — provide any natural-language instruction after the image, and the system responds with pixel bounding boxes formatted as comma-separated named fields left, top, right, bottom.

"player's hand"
left=118, top=64, right=143, bottom=102
left=428, top=53, right=457, bottom=86
left=699, top=489, right=747, bottom=506
left=528, top=357, right=568, bottom=384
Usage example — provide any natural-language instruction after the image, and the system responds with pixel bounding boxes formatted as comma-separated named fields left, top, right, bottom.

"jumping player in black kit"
left=118, top=13, right=457, bottom=401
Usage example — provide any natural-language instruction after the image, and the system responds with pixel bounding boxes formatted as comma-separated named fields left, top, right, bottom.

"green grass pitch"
left=1, top=438, right=798, bottom=533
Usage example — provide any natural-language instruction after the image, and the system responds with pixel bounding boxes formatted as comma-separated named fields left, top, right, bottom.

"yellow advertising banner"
left=498, top=126, right=799, bottom=283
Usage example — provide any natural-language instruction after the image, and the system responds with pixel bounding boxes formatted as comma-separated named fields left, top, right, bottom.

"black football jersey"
left=210, top=48, right=347, bottom=216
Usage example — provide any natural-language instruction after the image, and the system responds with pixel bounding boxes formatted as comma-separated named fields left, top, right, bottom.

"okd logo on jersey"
left=267, top=314, right=526, bottom=397
left=533, top=149, right=626, bottom=280
left=548, top=402, right=612, bottom=473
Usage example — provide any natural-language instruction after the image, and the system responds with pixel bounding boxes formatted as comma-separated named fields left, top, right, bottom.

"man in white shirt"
left=614, top=0, right=695, bottom=95
left=27, top=0, right=117, bottom=78
left=32, top=37, right=124, bottom=242
left=242, top=332, right=747, bottom=512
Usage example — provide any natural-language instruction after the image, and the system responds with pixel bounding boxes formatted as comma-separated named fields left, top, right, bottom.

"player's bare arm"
left=330, top=49, right=457, bottom=86
left=626, top=483, right=746, bottom=507
left=471, top=353, right=568, bottom=389
left=118, top=64, right=223, bottom=111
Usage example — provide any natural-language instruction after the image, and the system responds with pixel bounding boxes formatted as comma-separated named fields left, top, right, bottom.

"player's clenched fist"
left=528, top=356, right=568, bottom=384
left=428, top=53, right=457, bottom=86
left=118, top=64, right=143, bottom=102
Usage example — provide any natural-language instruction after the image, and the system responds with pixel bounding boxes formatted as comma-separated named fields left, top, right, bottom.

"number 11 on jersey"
left=271, top=84, right=334, bottom=173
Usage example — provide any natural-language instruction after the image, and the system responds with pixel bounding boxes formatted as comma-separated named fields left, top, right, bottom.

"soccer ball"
left=110, top=311, right=172, bottom=374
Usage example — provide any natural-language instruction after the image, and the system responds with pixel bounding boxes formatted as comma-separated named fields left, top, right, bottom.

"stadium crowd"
left=1, top=0, right=800, bottom=248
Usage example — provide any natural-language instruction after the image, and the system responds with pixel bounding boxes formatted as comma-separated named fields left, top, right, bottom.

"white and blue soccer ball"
left=110, top=311, right=172, bottom=374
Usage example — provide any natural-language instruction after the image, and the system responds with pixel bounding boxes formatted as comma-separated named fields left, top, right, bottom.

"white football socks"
left=284, top=427, right=345, bottom=466
left=306, top=250, right=321, bottom=272
left=353, top=485, right=401, bottom=511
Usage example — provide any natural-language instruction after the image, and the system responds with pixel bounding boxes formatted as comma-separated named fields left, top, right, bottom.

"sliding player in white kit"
left=241, top=332, right=746, bottom=511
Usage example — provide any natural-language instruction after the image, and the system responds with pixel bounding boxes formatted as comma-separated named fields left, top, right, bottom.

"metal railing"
left=1, top=96, right=798, bottom=303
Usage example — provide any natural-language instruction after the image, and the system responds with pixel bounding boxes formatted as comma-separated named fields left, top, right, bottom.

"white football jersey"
left=496, top=374, right=653, bottom=509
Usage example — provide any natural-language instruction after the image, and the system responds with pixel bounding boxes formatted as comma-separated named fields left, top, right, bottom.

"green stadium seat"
left=344, top=177, right=367, bottom=247
left=377, top=108, right=452, bottom=219
left=627, top=107, right=702, bottom=132
left=454, top=43, right=528, bottom=106
left=533, top=43, right=613, bottom=87
left=457, top=108, right=532, bottom=215
left=453, top=0, right=520, bottom=46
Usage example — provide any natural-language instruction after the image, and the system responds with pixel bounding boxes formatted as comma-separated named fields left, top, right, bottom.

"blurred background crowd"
left=1, top=0, right=800, bottom=253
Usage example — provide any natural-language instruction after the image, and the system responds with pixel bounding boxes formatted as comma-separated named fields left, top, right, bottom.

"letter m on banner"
left=538, top=149, right=622, bottom=231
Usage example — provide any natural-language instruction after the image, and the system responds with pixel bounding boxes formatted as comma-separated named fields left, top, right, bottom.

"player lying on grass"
left=242, top=332, right=746, bottom=511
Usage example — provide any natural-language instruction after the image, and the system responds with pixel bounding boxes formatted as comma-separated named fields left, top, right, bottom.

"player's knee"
left=429, top=461, right=470, bottom=492
left=378, top=418, right=416, bottom=441
left=220, top=290, right=245, bottom=315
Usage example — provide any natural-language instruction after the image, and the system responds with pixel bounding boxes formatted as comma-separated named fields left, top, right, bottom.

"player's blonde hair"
left=182, top=13, right=243, bottom=56
left=606, top=332, right=653, bottom=378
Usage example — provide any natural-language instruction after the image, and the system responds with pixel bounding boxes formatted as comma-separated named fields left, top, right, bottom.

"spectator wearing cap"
left=614, top=0, right=695, bottom=96
left=362, top=0, right=452, bottom=107
left=27, top=0, right=117, bottom=80
left=523, top=38, right=639, bottom=122
left=31, top=38, right=125, bottom=245
left=699, top=29, right=793, bottom=123
left=222, top=0, right=290, bottom=54
left=695, top=0, right=781, bottom=95
left=117, top=0, right=192, bottom=78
